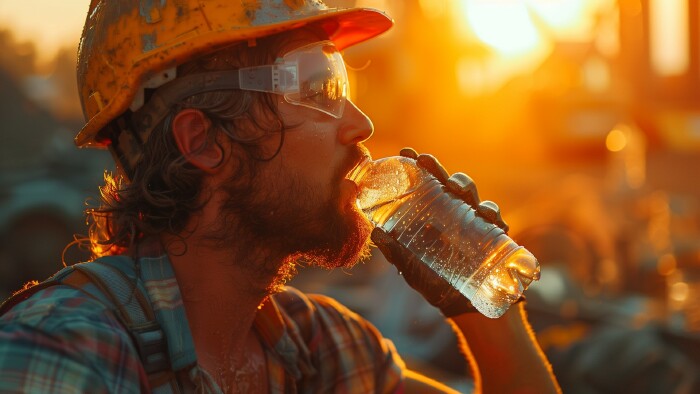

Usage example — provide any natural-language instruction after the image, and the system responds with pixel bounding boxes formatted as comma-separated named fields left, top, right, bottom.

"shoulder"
left=273, top=286, right=378, bottom=340
left=3, top=284, right=111, bottom=325
left=272, top=286, right=406, bottom=392
left=273, top=285, right=370, bottom=323
left=0, top=285, right=145, bottom=392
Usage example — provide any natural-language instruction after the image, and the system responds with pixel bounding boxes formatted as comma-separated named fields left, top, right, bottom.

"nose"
left=337, top=100, right=374, bottom=145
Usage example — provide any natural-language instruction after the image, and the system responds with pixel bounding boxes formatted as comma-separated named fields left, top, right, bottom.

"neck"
left=161, top=210, right=286, bottom=376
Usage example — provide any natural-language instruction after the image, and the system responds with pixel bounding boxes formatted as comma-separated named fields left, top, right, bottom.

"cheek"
left=277, top=100, right=339, bottom=177
left=282, top=123, right=336, bottom=164
left=282, top=134, right=334, bottom=179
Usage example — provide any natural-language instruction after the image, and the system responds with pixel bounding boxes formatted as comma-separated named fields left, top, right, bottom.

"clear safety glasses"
left=237, top=40, right=349, bottom=118
left=131, top=41, right=350, bottom=143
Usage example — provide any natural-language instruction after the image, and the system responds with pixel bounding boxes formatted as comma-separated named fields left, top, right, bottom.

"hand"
left=371, top=227, right=478, bottom=317
left=399, top=147, right=509, bottom=232
left=371, top=148, right=515, bottom=317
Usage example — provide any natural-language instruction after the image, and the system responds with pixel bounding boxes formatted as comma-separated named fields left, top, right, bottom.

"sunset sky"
left=0, top=0, right=89, bottom=63
left=1, top=0, right=607, bottom=65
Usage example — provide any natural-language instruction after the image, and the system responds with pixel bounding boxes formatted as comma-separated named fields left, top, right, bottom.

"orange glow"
left=0, top=1, right=89, bottom=64
left=450, top=0, right=611, bottom=95
left=606, top=128, right=628, bottom=152
left=457, top=0, right=541, bottom=56
left=656, top=254, right=677, bottom=276
left=670, top=281, right=689, bottom=303
left=649, top=0, right=689, bottom=76
left=454, top=0, right=605, bottom=56
left=527, top=0, right=590, bottom=37
left=418, top=0, right=449, bottom=20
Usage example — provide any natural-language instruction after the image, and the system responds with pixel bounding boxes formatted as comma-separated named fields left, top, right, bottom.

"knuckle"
left=448, top=172, right=475, bottom=190
left=480, top=200, right=499, bottom=210
left=417, top=154, right=449, bottom=182
left=477, top=201, right=509, bottom=231
left=370, top=227, right=386, bottom=244
left=479, top=206, right=498, bottom=222
left=399, top=147, right=418, bottom=159
left=449, top=173, right=480, bottom=204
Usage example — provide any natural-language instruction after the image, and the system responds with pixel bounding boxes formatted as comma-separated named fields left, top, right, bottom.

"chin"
left=299, top=206, right=373, bottom=271
left=334, top=207, right=374, bottom=267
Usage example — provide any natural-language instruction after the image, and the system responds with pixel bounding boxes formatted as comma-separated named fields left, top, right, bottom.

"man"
left=0, top=1, right=560, bottom=392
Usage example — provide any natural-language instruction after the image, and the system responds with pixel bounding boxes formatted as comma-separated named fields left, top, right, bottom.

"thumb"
left=371, top=227, right=404, bottom=270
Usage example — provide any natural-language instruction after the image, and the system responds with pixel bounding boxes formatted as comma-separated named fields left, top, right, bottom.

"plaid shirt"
left=0, top=254, right=405, bottom=393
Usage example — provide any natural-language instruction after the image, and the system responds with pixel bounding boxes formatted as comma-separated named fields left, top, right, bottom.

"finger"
left=371, top=228, right=406, bottom=270
left=476, top=200, right=500, bottom=223
left=446, top=172, right=480, bottom=206
left=477, top=200, right=509, bottom=232
left=405, top=257, right=478, bottom=316
left=370, top=226, right=391, bottom=246
left=415, top=154, right=450, bottom=184
left=399, top=147, right=418, bottom=159
left=372, top=228, right=428, bottom=285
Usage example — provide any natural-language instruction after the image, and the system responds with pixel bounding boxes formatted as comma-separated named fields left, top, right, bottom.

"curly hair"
left=86, top=32, right=302, bottom=258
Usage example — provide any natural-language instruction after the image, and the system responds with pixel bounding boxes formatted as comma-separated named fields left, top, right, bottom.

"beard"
left=205, top=145, right=372, bottom=294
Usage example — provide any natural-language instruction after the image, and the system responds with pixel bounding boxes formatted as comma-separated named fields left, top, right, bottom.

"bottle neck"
left=346, top=155, right=372, bottom=183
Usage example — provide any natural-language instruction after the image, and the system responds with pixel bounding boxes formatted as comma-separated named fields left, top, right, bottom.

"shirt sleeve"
left=0, top=286, right=147, bottom=393
left=276, top=287, right=406, bottom=393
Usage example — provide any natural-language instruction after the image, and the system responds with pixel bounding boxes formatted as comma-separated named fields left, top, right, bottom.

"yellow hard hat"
left=75, top=0, right=393, bottom=148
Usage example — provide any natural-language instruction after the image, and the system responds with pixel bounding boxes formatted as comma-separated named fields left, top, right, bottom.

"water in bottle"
left=347, top=156, right=540, bottom=318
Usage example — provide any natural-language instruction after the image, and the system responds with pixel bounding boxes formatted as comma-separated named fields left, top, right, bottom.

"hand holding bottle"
left=351, top=148, right=539, bottom=318
left=371, top=227, right=480, bottom=317
left=370, top=148, right=513, bottom=317
left=396, top=148, right=510, bottom=231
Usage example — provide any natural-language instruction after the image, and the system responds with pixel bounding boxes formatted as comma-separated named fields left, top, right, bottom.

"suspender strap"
left=69, top=259, right=178, bottom=391
left=73, top=262, right=168, bottom=368
left=1, top=258, right=186, bottom=393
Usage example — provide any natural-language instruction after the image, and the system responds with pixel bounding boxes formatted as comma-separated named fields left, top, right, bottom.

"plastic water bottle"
left=348, top=156, right=540, bottom=318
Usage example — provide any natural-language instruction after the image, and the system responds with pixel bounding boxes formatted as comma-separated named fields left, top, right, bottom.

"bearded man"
left=0, top=1, right=560, bottom=393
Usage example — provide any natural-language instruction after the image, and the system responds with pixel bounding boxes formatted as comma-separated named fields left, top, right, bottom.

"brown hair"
left=86, top=33, right=296, bottom=258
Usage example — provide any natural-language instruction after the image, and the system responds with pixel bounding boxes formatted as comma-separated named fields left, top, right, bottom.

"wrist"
left=442, top=295, right=525, bottom=318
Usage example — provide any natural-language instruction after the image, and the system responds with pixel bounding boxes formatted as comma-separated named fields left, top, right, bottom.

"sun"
left=455, top=0, right=597, bottom=56
left=457, top=0, right=541, bottom=56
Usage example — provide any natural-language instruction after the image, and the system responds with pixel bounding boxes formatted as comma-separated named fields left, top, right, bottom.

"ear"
left=172, top=109, right=223, bottom=173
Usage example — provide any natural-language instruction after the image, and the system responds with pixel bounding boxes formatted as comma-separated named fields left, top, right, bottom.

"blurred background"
left=2, top=0, right=700, bottom=392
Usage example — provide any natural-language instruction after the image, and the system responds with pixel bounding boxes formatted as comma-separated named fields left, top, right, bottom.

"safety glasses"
left=131, top=41, right=349, bottom=143
left=238, top=40, right=348, bottom=118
